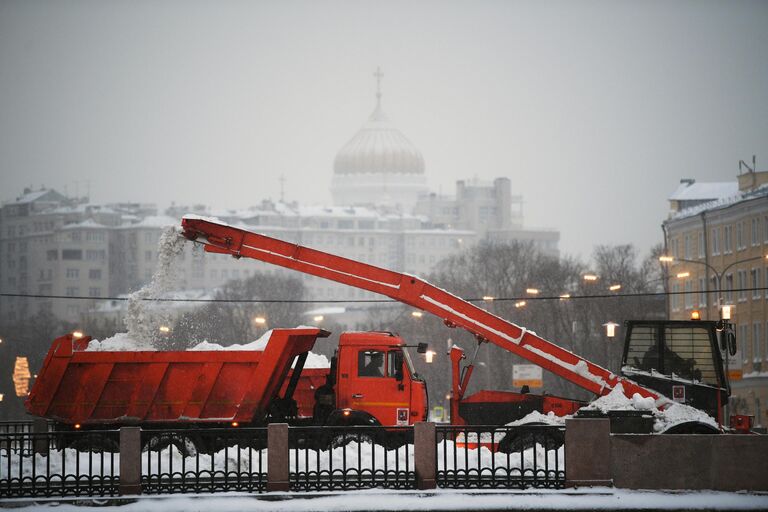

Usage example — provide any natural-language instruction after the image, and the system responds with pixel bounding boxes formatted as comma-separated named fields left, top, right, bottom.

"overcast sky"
left=1, top=1, right=766, bottom=260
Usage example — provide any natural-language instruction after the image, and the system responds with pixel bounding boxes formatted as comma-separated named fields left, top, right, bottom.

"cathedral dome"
left=333, top=104, right=425, bottom=176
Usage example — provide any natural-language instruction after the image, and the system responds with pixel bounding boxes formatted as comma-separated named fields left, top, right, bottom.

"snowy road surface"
left=3, top=488, right=767, bottom=511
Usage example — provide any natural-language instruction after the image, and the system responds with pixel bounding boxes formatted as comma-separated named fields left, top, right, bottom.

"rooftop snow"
left=60, top=219, right=108, bottom=230
left=670, top=183, right=768, bottom=220
left=669, top=181, right=738, bottom=201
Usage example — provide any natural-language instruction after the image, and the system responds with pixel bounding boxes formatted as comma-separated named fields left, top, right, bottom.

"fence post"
left=32, top=418, right=49, bottom=455
left=565, top=418, right=612, bottom=487
left=414, top=422, right=436, bottom=490
left=267, top=423, right=290, bottom=492
left=119, top=426, right=142, bottom=495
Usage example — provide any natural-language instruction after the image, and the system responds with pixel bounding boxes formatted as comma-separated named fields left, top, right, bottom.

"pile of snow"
left=85, top=332, right=154, bottom=351
left=507, top=410, right=567, bottom=427
left=580, top=384, right=656, bottom=414
left=579, top=384, right=718, bottom=433
left=85, top=329, right=331, bottom=368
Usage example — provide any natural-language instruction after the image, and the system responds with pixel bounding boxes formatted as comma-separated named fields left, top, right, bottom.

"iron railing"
left=0, top=421, right=35, bottom=435
left=289, top=426, right=415, bottom=491
left=0, top=429, right=119, bottom=498
left=141, top=428, right=267, bottom=494
left=436, top=425, right=565, bottom=489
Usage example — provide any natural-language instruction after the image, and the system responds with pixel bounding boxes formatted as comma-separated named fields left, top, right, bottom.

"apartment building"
left=663, top=167, right=768, bottom=425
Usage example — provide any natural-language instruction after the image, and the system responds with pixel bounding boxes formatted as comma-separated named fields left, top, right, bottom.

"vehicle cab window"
left=358, top=350, right=385, bottom=377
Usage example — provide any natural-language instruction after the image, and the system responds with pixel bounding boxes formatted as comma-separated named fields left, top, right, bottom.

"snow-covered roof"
left=118, top=215, right=179, bottom=229
left=669, top=181, right=738, bottom=201
left=60, top=219, right=108, bottom=230
left=670, top=183, right=768, bottom=220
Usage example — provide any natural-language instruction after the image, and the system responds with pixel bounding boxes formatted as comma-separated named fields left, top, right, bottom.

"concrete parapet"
left=611, top=433, right=768, bottom=491
left=267, top=423, right=290, bottom=492
left=414, top=422, right=436, bottom=489
left=119, top=427, right=141, bottom=495
left=565, top=418, right=612, bottom=487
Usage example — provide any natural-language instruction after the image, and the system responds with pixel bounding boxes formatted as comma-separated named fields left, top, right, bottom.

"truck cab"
left=328, top=332, right=428, bottom=427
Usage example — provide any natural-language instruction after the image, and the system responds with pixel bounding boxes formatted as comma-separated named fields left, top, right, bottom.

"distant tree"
left=169, top=272, right=306, bottom=349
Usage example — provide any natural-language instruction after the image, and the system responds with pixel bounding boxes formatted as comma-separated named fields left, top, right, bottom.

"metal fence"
left=0, top=429, right=119, bottom=498
left=436, top=425, right=565, bottom=489
left=288, top=426, right=415, bottom=491
left=0, top=421, right=36, bottom=435
left=141, top=428, right=268, bottom=494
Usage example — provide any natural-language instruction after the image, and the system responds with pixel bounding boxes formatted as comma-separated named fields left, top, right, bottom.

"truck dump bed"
left=25, top=328, right=328, bottom=426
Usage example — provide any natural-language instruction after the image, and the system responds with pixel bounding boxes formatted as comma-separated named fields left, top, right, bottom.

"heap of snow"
left=85, top=329, right=331, bottom=368
left=503, top=384, right=719, bottom=433
left=580, top=384, right=656, bottom=413
left=580, top=383, right=718, bottom=432
left=85, top=332, right=154, bottom=351
left=507, top=410, right=567, bottom=427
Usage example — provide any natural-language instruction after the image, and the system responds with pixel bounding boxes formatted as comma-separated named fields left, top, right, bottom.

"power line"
left=2, top=287, right=767, bottom=304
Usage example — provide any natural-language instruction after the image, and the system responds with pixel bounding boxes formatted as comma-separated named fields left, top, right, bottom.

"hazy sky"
left=1, top=1, right=766, bottom=260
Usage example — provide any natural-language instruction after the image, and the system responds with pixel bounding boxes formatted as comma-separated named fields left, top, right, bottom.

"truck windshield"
left=625, top=324, right=718, bottom=386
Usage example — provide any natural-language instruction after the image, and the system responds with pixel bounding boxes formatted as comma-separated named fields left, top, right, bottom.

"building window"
left=736, top=222, right=744, bottom=251
left=62, top=249, right=83, bottom=260
left=765, top=216, right=768, bottom=243
left=698, top=231, right=704, bottom=258
left=740, top=325, right=748, bottom=364
left=725, top=273, right=734, bottom=302
left=65, top=287, right=79, bottom=297
left=683, top=234, right=691, bottom=259
left=752, top=268, right=761, bottom=299
left=698, top=278, right=707, bottom=307
left=46, top=250, right=58, bottom=261
left=737, top=270, right=747, bottom=302
left=711, top=227, right=719, bottom=255
left=671, top=283, right=680, bottom=311
left=684, top=281, right=693, bottom=309
left=89, top=287, right=101, bottom=297
left=89, top=269, right=102, bottom=279
left=753, top=323, right=762, bottom=362
left=65, top=268, right=79, bottom=279
left=724, top=225, right=733, bottom=253
left=145, top=250, right=153, bottom=262
left=752, top=218, right=760, bottom=246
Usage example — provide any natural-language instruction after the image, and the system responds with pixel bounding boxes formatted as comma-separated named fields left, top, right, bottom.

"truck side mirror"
left=417, top=343, right=428, bottom=354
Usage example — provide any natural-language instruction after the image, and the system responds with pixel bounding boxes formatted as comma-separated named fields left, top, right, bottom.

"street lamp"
left=603, top=321, right=619, bottom=339
left=583, top=274, right=598, bottom=282
left=526, top=288, right=540, bottom=295
left=253, top=316, right=267, bottom=326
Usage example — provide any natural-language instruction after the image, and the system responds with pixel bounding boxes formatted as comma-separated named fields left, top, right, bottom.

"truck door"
left=343, top=349, right=411, bottom=426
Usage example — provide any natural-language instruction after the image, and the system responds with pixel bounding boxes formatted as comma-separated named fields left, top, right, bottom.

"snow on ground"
left=6, top=488, right=768, bottom=511
left=2, top=440, right=556, bottom=484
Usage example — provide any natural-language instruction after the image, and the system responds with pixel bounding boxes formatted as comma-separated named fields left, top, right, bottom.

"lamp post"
left=658, top=254, right=768, bottom=321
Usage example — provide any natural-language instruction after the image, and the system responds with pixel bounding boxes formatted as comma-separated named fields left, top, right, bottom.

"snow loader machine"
left=180, top=216, right=751, bottom=435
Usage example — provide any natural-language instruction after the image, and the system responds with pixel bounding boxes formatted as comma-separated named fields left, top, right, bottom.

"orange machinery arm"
left=180, top=215, right=661, bottom=403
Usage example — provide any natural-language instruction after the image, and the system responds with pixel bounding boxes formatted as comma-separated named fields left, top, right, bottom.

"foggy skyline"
left=1, top=1, right=766, bottom=260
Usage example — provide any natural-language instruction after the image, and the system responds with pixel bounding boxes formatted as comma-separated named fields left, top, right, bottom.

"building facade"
left=663, top=168, right=768, bottom=426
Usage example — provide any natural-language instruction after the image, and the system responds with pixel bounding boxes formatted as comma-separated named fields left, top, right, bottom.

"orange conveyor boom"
left=180, top=215, right=660, bottom=403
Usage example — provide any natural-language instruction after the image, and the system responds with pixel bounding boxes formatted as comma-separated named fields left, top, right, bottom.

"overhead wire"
left=2, top=287, right=767, bottom=304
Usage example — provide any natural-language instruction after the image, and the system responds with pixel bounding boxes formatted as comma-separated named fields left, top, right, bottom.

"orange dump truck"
left=26, top=327, right=428, bottom=433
